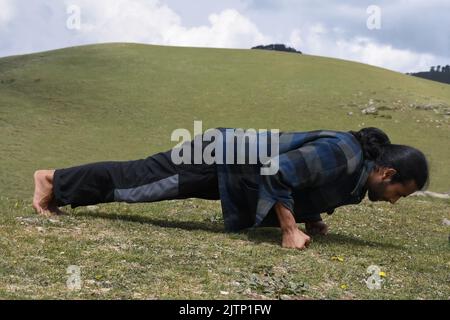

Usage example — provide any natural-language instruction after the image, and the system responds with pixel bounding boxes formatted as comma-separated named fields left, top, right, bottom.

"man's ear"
left=382, top=168, right=397, bottom=180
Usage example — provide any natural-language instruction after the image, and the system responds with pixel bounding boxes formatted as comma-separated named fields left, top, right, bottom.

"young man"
left=32, top=127, right=428, bottom=250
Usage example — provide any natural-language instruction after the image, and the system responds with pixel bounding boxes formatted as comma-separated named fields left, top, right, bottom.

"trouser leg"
left=53, top=150, right=220, bottom=208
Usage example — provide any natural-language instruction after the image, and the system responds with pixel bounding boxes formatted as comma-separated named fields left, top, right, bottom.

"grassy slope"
left=0, top=43, right=449, bottom=299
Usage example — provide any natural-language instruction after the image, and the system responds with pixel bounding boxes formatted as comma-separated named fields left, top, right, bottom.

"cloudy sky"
left=0, top=0, right=448, bottom=72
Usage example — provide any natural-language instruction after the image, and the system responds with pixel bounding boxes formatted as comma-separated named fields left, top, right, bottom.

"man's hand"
left=281, top=227, right=311, bottom=250
left=274, top=202, right=311, bottom=250
left=305, top=220, right=329, bottom=236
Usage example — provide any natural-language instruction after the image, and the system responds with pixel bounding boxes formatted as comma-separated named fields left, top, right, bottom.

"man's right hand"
left=281, top=227, right=311, bottom=250
left=274, top=202, right=312, bottom=250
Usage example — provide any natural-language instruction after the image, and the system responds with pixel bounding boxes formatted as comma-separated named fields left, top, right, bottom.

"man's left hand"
left=305, top=220, right=329, bottom=236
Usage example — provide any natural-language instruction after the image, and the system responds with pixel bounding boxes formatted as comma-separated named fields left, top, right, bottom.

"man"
left=32, top=127, right=428, bottom=250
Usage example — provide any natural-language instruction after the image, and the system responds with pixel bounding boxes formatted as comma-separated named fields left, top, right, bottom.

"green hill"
left=0, top=43, right=449, bottom=197
left=0, top=44, right=449, bottom=299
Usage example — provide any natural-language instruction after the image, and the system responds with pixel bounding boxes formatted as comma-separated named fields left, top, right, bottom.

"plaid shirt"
left=215, top=128, right=374, bottom=232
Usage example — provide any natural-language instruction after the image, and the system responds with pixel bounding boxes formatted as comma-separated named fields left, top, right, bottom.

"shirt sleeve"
left=254, top=137, right=349, bottom=226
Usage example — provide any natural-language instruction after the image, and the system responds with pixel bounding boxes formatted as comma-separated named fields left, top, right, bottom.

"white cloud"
left=0, top=0, right=14, bottom=26
left=65, top=0, right=269, bottom=49
left=0, top=0, right=269, bottom=57
left=163, top=9, right=269, bottom=48
left=0, top=0, right=446, bottom=73
left=69, top=0, right=180, bottom=43
left=338, top=38, right=437, bottom=73
left=288, top=25, right=442, bottom=73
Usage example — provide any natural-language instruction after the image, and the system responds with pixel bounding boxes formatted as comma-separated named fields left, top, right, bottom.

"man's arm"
left=274, top=202, right=311, bottom=250
left=255, top=137, right=349, bottom=231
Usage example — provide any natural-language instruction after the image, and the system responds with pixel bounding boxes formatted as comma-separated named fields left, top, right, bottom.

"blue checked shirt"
left=215, top=128, right=375, bottom=232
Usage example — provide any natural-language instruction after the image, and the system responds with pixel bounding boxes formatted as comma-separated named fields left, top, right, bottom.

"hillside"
left=0, top=44, right=449, bottom=299
left=0, top=43, right=449, bottom=198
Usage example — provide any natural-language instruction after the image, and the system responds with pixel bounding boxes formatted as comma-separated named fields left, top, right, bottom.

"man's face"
left=366, top=167, right=418, bottom=204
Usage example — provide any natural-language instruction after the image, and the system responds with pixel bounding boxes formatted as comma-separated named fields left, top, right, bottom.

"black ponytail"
left=349, top=127, right=429, bottom=190
left=349, top=127, right=391, bottom=161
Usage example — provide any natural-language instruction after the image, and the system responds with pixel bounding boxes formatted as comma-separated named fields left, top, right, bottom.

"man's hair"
left=349, top=127, right=429, bottom=190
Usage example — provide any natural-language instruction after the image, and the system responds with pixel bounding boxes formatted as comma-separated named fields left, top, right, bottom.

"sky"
left=0, top=0, right=448, bottom=73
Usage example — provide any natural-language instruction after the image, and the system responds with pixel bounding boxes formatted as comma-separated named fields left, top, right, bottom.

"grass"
left=0, top=196, right=449, bottom=299
left=0, top=43, right=449, bottom=299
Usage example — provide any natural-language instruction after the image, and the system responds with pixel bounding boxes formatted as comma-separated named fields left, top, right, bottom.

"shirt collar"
left=350, top=160, right=375, bottom=199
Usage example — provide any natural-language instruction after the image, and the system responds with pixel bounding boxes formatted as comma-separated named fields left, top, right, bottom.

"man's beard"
left=368, top=190, right=380, bottom=201
left=368, top=183, right=387, bottom=201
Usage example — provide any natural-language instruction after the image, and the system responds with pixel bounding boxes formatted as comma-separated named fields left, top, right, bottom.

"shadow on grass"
left=73, top=211, right=403, bottom=250
left=312, top=233, right=404, bottom=250
left=245, top=228, right=404, bottom=250
left=74, top=210, right=226, bottom=233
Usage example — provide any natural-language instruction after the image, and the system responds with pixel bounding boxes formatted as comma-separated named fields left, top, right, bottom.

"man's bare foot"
left=32, top=170, right=63, bottom=216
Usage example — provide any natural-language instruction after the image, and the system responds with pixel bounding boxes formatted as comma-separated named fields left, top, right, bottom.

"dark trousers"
left=53, top=149, right=220, bottom=208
